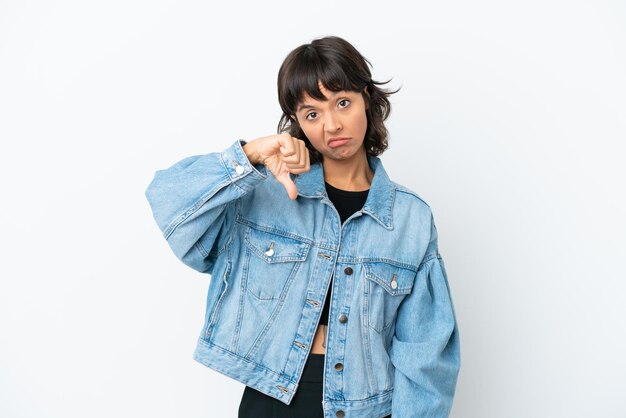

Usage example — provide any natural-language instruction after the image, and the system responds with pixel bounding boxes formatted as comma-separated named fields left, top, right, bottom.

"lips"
left=328, top=137, right=350, bottom=148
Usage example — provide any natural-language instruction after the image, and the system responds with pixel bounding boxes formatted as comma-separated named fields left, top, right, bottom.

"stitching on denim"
left=394, top=186, right=433, bottom=210
left=417, top=252, right=439, bottom=271
left=194, top=241, right=208, bottom=258
left=162, top=178, right=231, bottom=240
left=235, top=217, right=314, bottom=244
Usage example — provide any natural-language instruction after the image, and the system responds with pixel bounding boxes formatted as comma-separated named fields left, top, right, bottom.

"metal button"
left=334, top=362, right=343, bottom=371
left=336, top=410, right=345, bottom=417
left=233, top=160, right=245, bottom=174
left=307, top=299, right=321, bottom=308
left=264, top=242, right=275, bottom=257
left=338, top=314, right=348, bottom=323
left=344, top=267, right=353, bottom=275
left=390, top=273, right=398, bottom=290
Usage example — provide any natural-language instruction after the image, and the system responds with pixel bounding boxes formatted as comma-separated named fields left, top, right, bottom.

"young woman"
left=145, top=36, right=460, bottom=418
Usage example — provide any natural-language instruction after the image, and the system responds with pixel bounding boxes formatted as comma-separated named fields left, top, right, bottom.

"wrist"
left=242, top=141, right=262, bottom=165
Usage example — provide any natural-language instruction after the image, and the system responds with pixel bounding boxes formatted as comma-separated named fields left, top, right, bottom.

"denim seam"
left=235, top=217, right=314, bottom=244
left=162, top=177, right=230, bottom=240
left=418, top=252, right=438, bottom=270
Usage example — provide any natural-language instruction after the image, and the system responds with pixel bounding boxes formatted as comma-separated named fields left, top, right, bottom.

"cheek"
left=357, top=112, right=368, bottom=134
left=302, top=125, right=322, bottom=144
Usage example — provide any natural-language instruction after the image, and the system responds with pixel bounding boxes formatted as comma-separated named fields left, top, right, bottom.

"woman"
left=145, top=36, right=460, bottom=418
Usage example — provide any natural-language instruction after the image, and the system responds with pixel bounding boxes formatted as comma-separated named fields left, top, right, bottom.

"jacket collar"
left=292, top=155, right=395, bottom=230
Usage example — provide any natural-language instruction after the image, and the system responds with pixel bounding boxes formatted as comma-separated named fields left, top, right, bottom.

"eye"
left=338, top=99, right=350, bottom=108
left=305, top=111, right=318, bottom=121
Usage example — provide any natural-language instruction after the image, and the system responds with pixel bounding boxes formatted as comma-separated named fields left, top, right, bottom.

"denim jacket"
left=145, top=139, right=460, bottom=418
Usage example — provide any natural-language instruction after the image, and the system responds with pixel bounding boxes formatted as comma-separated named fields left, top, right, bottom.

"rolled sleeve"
left=219, top=139, right=268, bottom=192
left=145, top=139, right=268, bottom=273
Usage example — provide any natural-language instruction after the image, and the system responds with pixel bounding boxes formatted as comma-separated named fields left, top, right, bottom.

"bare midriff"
left=309, top=324, right=328, bottom=354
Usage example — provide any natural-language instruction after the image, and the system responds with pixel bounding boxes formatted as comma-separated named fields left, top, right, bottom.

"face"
left=293, top=81, right=369, bottom=163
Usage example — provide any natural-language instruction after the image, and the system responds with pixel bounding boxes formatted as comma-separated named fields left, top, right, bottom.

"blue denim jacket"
left=145, top=140, right=460, bottom=418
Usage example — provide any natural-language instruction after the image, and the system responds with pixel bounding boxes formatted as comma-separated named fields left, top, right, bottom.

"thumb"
left=276, top=172, right=299, bottom=200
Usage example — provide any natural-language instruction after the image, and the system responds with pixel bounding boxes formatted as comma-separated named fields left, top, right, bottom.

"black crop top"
left=318, top=182, right=369, bottom=326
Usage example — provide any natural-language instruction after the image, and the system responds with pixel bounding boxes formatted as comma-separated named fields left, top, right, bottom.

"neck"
left=322, top=148, right=374, bottom=192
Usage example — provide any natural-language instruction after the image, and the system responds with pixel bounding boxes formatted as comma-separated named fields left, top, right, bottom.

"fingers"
left=276, top=173, right=299, bottom=200
left=287, top=140, right=310, bottom=174
left=278, top=134, right=297, bottom=161
left=279, top=135, right=309, bottom=173
left=275, top=134, right=310, bottom=199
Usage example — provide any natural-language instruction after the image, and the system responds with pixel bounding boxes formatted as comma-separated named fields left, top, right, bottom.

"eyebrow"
left=297, top=103, right=317, bottom=112
left=297, top=91, right=344, bottom=113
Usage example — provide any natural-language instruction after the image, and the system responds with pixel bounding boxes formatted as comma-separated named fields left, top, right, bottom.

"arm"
left=389, top=213, right=461, bottom=417
left=144, top=139, right=268, bottom=274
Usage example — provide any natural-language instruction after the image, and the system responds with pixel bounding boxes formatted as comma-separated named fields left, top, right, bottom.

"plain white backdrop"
left=1, top=1, right=625, bottom=417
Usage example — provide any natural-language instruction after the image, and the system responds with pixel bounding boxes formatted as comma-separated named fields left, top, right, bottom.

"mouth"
left=328, top=137, right=350, bottom=148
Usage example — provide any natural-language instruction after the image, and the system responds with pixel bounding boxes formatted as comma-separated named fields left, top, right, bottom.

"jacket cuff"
left=220, top=139, right=269, bottom=192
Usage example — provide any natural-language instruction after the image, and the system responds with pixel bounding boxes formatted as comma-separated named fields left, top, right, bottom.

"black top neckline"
left=324, top=181, right=370, bottom=197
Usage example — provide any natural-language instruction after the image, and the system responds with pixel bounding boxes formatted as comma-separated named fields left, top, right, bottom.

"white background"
left=1, top=1, right=625, bottom=417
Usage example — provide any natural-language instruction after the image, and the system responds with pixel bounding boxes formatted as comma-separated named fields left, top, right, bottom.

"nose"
left=323, top=111, right=342, bottom=133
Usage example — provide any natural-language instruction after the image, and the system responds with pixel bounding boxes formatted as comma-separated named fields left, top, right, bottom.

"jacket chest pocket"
left=363, top=262, right=415, bottom=333
left=243, top=226, right=311, bottom=300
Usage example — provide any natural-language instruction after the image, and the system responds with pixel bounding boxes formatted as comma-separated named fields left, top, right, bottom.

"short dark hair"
left=277, top=36, right=400, bottom=164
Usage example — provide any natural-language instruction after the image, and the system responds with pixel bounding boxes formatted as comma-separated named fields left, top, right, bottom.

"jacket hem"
left=321, top=391, right=393, bottom=418
left=193, top=337, right=394, bottom=417
left=193, top=337, right=299, bottom=404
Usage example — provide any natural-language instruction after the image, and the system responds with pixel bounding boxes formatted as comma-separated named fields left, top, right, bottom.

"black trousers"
left=238, top=353, right=392, bottom=418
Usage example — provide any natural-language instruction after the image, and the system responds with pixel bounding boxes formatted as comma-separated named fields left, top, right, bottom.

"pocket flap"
left=363, top=262, right=415, bottom=295
left=244, top=227, right=311, bottom=263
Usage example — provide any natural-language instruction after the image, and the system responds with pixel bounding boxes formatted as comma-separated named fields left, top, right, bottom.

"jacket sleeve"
left=144, top=139, right=268, bottom=274
left=389, top=213, right=461, bottom=418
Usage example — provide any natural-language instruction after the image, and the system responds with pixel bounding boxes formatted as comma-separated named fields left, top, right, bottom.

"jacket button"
left=344, top=267, right=353, bottom=275
left=338, top=314, right=348, bottom=323
left=334, top=362, right=343, bottom=371
left=233, top=160, right=245, bottom=174
left=336, top=410, right=345, bottom=418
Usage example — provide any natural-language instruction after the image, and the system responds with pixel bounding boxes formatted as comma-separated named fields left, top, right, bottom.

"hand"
left=243, top=133, right=310, bottom=200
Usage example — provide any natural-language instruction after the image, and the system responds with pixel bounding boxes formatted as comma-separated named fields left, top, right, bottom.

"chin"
left=328, top=150, right=360, bottom=161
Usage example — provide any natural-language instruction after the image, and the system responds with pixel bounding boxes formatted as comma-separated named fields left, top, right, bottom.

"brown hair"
left=277, top=36, right=400, bottom=164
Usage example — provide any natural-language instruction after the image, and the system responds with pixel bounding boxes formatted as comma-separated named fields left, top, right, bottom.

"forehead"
left=297, top=82, right=352, bottom=111
left=300, top=89, right=340, bottom=102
